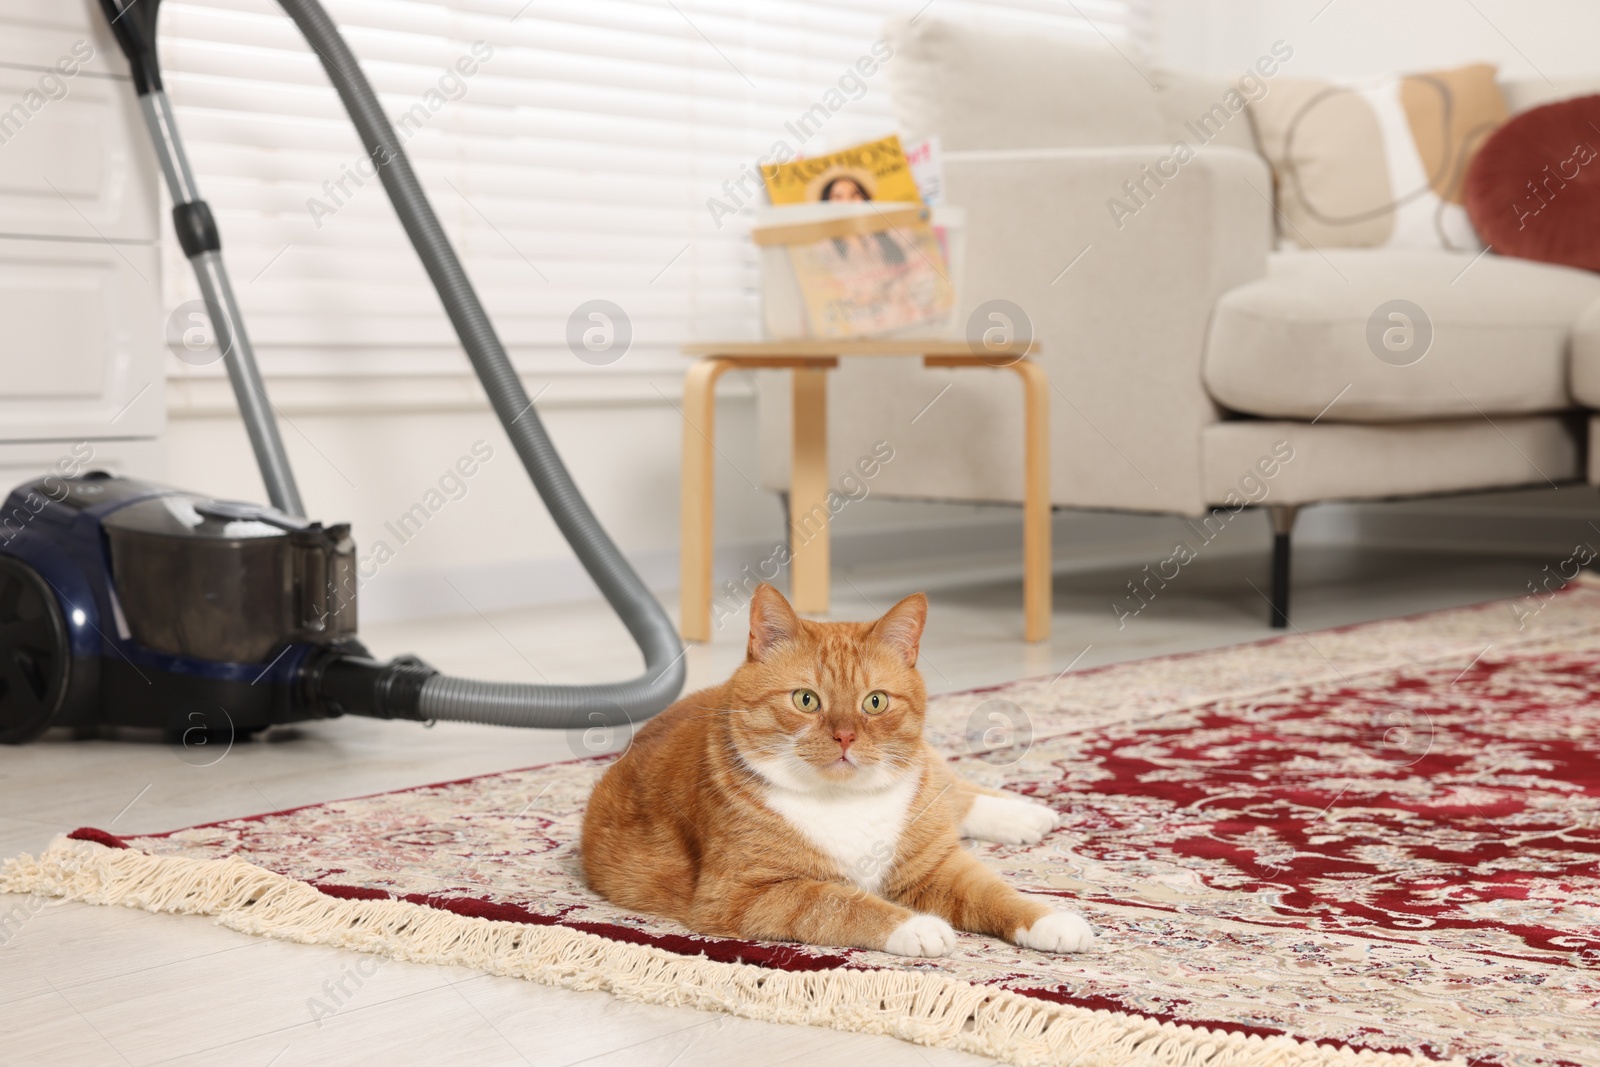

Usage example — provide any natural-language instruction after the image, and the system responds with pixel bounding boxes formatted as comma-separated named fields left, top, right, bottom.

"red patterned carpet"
left=7, top=588, right=1600, bottom=1066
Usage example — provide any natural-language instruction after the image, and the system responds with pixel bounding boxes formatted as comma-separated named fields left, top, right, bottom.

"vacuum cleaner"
left=0, top=0, right=686, bottom=744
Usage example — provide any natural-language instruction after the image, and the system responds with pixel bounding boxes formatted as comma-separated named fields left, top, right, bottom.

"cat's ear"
left=747, top=584, right=801, bottom=661
left=871, top=592, right=927, bottom=666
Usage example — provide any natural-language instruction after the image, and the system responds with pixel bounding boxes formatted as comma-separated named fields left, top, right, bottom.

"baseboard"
left=355, top=495, right=1600, bottom=623
left=355, top=510, right=1213, bottom=623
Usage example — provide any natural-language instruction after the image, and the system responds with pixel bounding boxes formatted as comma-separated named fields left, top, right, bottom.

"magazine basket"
left=752, top=201, right=966, bottom=341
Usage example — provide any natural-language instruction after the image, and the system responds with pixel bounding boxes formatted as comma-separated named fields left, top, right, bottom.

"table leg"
left=679, top=358, right=730, bottom=642
left=789, top=366, right=830, bottom=614
left=1011, top=360, right=1051, bottom=642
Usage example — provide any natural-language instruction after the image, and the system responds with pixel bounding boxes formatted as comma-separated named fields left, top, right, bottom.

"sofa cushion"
left=1465, top=95, right=1600, bottom=273
left=1204, top=249, right=1600, bottom=421
left=884, top=17, right=1167, bottom=151
left=1246, top=66, right=1508, bottom=252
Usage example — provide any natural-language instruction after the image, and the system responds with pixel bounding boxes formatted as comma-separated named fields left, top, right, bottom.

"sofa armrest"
left=757, top=144, right=1274, bottom=516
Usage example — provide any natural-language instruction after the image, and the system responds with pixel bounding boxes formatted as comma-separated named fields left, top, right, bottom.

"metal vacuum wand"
left=99, top=0, right=305, bottom=517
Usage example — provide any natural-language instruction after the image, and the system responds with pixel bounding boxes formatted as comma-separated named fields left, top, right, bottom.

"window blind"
left=156, top=0, right=1156, bottom=385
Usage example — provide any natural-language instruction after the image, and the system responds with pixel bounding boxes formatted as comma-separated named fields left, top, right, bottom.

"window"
left=157, top=0, right=1155, bottom=389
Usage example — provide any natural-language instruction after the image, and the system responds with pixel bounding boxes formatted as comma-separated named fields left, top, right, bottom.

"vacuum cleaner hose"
left=276, top=0, right=686, bottom=728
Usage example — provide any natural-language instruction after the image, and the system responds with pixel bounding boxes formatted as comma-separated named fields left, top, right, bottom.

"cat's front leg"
left=895, top=847, right=1095, bottom=953
left=958, top=790, right=1059, bottom=845
left=695, top=877, right=958, bottom=958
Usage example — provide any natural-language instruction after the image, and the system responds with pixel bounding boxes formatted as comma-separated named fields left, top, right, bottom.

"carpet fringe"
left=2, top=837, right=1459, bottom=1067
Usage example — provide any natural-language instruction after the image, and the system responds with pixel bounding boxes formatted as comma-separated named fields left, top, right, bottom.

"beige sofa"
left=757, top=17, right=1600, bottom=625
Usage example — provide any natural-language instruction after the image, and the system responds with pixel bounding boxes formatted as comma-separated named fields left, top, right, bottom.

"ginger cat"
left=580, top=584, right=1094, bottom=957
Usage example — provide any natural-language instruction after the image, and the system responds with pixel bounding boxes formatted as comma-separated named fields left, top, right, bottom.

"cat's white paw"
left=960, top=794, right=1059, bottom=845
left=884, top=914, right=958, bottom=957
left=1015, top=911, right=1096, bottom=953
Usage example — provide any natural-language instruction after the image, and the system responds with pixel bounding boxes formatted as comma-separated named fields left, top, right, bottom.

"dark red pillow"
left=1464, top=94, right=1600, bottom=272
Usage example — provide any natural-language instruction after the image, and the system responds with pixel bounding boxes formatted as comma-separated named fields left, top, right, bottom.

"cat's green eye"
left=862, top=690, right=889, bottom=714
left=791, top=689, right=820, bottom=712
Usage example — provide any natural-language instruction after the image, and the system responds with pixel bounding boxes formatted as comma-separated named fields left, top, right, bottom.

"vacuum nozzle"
left=308, top=652, right=438, bottom=721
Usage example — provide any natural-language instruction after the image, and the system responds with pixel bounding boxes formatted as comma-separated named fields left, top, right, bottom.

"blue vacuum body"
left=0, top=471, right=413, bottom=744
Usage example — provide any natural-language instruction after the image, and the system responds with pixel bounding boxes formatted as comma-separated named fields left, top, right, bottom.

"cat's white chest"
left=760, top=773, right=919, bottom=893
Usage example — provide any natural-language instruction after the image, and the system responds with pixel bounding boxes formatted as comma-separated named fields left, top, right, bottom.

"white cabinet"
left=0, top=0, right=163, bottom=479
left=0, top=237, right=163, bottom=439
left=0, top=65, right=160, bottom=242
left=0, top=1, right=132, bottom=82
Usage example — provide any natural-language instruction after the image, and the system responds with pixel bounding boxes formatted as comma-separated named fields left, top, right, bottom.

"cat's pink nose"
left=833, top=728, right=855, bottom=755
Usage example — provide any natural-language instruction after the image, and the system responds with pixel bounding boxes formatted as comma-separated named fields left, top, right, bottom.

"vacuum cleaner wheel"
left=0, top=556, right=71, bottom=744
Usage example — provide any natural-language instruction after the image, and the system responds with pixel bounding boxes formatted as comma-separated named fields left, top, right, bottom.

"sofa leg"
left=1268, top=505, right=1299, bottom=629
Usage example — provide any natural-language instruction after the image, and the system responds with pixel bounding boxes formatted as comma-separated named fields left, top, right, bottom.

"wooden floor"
left=0, top=543, right=1550, bottom=1065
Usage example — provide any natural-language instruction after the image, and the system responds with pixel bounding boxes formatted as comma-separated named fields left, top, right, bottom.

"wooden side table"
left=677, top=339, right=1050, bottom=643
